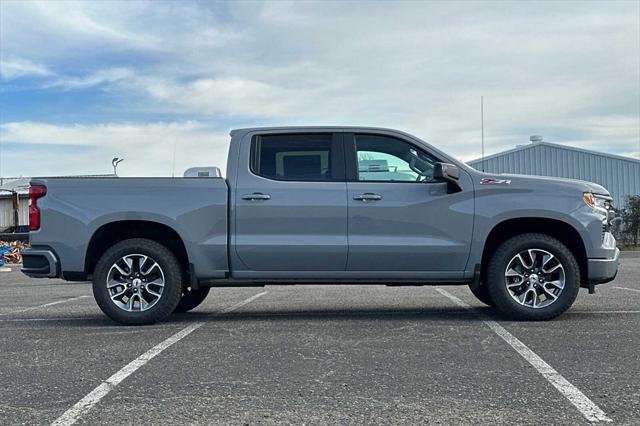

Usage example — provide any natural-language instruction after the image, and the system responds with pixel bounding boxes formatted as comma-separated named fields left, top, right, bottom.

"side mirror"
left=434, top=162, right=459, bottom=181
left=433, top=163, right=461, bottom=193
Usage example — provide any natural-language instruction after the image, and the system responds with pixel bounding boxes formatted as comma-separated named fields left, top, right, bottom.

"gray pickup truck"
left=22, top=127, right=619, bottom=325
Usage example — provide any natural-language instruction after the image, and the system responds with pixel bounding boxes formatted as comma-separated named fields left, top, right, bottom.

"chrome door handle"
left=353, top=193, right=382, bottom=201
left=242, top=193, right=271, bottom=201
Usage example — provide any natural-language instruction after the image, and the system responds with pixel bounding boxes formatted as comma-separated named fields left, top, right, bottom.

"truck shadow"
left=54, top=306, right=599, bottom=328
left=44, top=307, right=491, bottom=328
left=175, top=306, right=522, bottom=323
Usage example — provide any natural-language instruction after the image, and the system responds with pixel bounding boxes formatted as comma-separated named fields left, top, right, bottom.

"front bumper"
left=587, top=232, right=619, bottom=284
left=21, top=248, right=59, bottom=278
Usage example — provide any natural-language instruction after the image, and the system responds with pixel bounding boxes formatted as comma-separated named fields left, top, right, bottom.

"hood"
left=497, top=173, right=610, bottom=196
left=471, top=169, right=612, bottom=197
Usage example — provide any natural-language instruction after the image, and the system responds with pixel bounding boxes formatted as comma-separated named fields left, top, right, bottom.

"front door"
left=345, top=133, right=474, bottom=273
left=234, top=132, right=348, bottom=272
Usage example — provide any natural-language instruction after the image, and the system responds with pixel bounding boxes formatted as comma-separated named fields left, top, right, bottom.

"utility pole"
left=481, top=96, right=485, bottom=172
left=171, top=139, right=177, bottom=178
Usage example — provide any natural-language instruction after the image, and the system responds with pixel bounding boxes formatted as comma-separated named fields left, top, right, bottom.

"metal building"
left=0, top=178, right=29, bottom=231
left=468, top=138, right=640, bottom=208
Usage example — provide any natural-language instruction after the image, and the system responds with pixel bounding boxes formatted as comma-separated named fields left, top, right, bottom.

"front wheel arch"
left=479, top=218, right=588, bottom=287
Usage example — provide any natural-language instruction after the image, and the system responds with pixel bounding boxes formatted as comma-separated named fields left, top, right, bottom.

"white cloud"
left=0, top=56, right=52, bottom=79
left=48, top=68, right=134, bottom=90
left=0, top=1, right=162, bottom=59
left=140, top=76, right=341, bottom=118
left=0, top=121, right=230, bottom=177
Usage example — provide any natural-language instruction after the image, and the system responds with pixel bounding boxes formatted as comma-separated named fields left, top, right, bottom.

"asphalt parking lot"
left=0, top=254, right=638, bottom=425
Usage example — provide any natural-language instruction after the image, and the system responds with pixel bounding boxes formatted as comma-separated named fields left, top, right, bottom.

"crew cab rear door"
left=233, top=131, right=348, bottom=272
left=344, top=132, right=474, bottom=275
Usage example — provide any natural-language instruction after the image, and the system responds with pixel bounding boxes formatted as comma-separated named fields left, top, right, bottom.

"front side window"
left=355, top=134, right=437, bottom=182
left=252, top=134, right=334, bottom=181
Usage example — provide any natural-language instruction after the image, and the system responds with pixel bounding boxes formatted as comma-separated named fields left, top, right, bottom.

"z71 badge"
left=480, top=178, right=511, bottom=185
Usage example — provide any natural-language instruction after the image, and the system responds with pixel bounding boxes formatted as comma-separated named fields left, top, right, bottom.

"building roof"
left=469, top=141, right=640, bottom=166
left=0, top=178, right=30, bottom=196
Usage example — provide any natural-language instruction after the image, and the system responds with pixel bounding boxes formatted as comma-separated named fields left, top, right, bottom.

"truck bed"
left=26, top=177, right=229, bottom=280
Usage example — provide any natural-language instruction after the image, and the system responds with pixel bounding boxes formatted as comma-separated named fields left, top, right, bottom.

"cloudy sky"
left=1, top=0, right=639, bottom=177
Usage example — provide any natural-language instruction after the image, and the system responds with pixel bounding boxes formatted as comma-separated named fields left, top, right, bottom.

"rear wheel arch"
left=480, top=218, right=588, bottom=286
left=85, top=220, right=189, bottom=278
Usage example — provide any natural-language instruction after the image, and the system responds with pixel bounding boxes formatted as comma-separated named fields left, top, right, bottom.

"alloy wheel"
left=106, top=254, right=165, bottom=312
left=504, top=248, right=565, bottom=309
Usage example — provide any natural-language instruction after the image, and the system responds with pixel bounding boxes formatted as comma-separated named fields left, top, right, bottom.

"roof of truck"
left=230, top=126, right=414, bottom=137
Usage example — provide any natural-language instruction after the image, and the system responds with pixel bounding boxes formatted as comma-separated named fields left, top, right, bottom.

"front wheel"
left=487, top=233, right=580, bottom=321
left=93, top=238, right=183, bottom=325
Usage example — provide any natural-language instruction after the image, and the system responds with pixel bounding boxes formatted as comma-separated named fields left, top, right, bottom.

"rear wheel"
left=174, top=287, right=210, bottom=313
left=487, top=233, right=580, bottom=321
left=468, top=284, right=494, bottom=306
left=93, top=238, right=183, bottom=325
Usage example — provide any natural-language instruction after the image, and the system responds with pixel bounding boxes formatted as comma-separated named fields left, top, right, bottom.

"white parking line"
left=434, top=287, right=612, bottom=423
left=568, top=310, right=640, bottom=314
left=50, top=322, right=204, bottom=426
left=0, top=317, right=88, bottom=322
left=612, top=286, right=640, bottom=293
left=218, top=291, right=269, bottom=314
left=0, top=295, right=90, bottom=316
left=50, top=291, right=268, bottom=426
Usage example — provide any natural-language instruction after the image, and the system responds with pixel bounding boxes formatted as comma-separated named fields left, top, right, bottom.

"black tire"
left=174, top=287, right=210, bottom=313
left=468, top=284, right=494, bottom=306
left=93, top=238, right=183, bottom=325
left=487, top=233, right=580, bottom=321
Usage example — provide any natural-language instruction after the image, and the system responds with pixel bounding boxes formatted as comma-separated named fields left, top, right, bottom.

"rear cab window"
left=251, top=133, right=344, bottom=181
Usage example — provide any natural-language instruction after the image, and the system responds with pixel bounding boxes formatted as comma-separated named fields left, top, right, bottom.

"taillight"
left=29, top=184, right=47, bottom=231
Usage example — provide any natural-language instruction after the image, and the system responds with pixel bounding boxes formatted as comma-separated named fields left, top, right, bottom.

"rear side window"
left=251, top=134, right=338, bottom=181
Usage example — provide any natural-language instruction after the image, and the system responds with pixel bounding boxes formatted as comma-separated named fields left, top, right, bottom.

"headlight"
left=583, top=192, right=611, bottom=215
